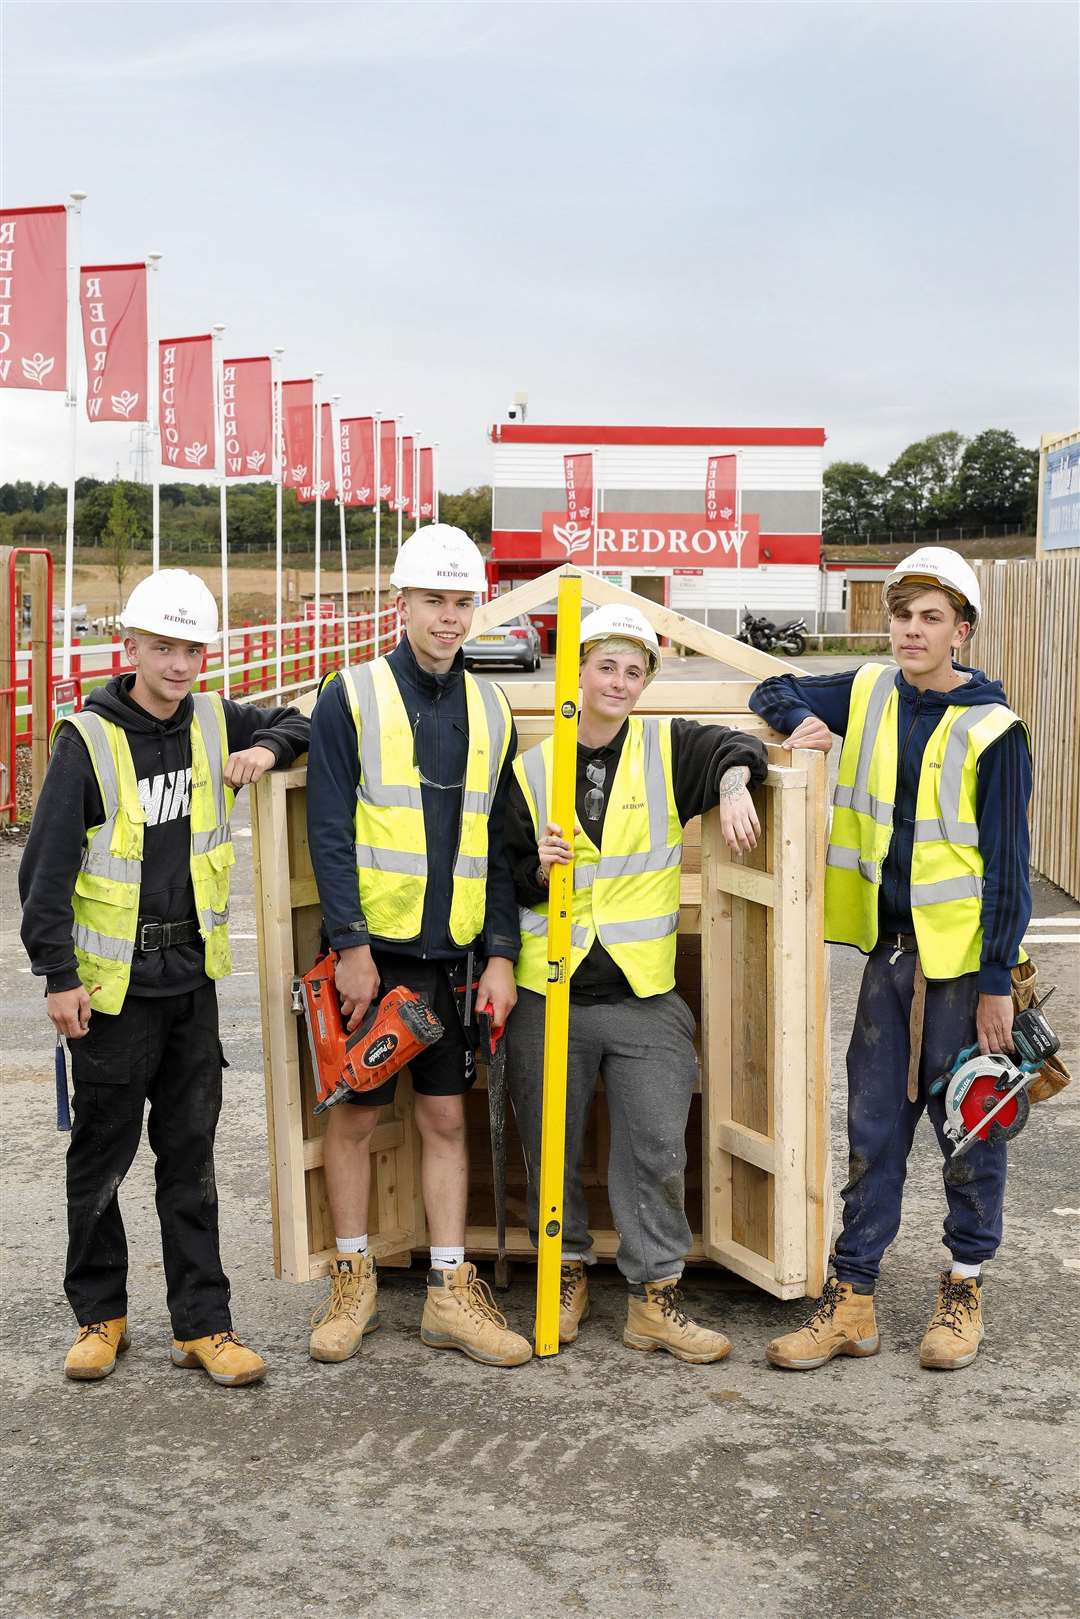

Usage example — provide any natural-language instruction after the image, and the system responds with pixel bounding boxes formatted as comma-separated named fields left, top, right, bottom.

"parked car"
left=463, top=613, right=542, bottom=671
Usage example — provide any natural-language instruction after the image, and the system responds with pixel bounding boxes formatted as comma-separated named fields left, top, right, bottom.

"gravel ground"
left=2, top=670, right=1078, bottom=1619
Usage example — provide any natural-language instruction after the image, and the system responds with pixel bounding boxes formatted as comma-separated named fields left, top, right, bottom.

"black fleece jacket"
left=19, top=675, right=310, bottom=997
left=506, top=717, right=769, bottom=1001
left=306, top=635, right=520, bottom=963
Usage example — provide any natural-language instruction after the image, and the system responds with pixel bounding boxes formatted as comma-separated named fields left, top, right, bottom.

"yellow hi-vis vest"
left=334, top=657, right=512, bottom=947
left=825, top=662, right=1027, bottom=979
left=52, top=693, right=236, bottom=1014
left=514, top=716, right=683, bottom=998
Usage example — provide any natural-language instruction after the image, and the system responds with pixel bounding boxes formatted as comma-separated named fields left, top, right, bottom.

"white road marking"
left=1030, top=917, right=1080, bottom=926
left=1023, top=935, right=1080, bottom=945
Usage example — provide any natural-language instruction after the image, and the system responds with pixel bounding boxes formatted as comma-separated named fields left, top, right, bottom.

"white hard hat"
left=882, top=547, right=982, bottom=628
left=580, top=603, right=662, bottom=682
left=120, top=569, right=220, bottom=643
left=389, top=524, right=486, bottom=592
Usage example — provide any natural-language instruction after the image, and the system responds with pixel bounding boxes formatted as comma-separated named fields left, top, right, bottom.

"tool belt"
left=136, top=917, right=201, bottom=951
left=1011, top=959, right=1071, bottom=1103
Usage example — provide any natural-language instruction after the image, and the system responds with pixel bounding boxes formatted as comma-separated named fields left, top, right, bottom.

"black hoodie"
left=19, top=674, right=310, bottom=998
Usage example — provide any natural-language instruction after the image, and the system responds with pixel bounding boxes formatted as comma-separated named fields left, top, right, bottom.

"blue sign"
left=1043, top=441, right=1080, bottom=551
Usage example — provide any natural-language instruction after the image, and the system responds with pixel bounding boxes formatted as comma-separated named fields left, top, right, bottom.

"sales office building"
left=487, top=422, right=833, bottom=638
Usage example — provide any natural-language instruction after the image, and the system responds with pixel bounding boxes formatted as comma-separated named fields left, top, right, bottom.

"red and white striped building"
left=488, top=422, right=837, bottom=633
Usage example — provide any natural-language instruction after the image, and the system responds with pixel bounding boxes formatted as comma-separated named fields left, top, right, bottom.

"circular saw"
left=930, top=988, right=1061, bottom=1159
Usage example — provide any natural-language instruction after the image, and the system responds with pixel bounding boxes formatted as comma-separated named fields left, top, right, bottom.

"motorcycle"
left=736, top=610, right=807, bottom=658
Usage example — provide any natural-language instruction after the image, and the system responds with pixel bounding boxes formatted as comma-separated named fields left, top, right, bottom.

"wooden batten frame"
left=253, top=570, right=832, bottom=1296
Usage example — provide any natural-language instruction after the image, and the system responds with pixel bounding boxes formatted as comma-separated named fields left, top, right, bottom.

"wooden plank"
left=252, top=771, right=311, bottom=1280
left=472, top=563, right=799, bottom=677
left=712, top=863, right=775, bottom=907
left=503, top=679, right=759, bottom=714
left=700, top=805, right=734, bottom=1257
left=707, top=1238, right=807, bottom=1300
left=302, top=1120, right=405, bottom=1171
left=770, top=763, right=808, bottom=1286
left=464, top=1226, right=709, bottom=1263
left=715, top=1121, right=775, bottom=1174
left=0, top=549, right=13, bottom=823
left=29, top=553, right=49, bottom=807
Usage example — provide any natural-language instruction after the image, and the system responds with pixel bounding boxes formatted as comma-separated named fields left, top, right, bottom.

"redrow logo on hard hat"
left=390, top=525, right=487, bottom=593
left=882, top=547, right=982, bottom=630
left=120, top=570, right=220, bottom=643
left=580, top=603, right=662, bottom=683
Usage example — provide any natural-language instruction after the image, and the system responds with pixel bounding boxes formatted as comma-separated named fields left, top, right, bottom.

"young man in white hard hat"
left=19, top=569, right=310, bottom=1385
left=750, top=547, right=1031, bottom=1372
left=504, top=604, right=770, bottom=1360
left=305, top=524, right=532, bottom=1367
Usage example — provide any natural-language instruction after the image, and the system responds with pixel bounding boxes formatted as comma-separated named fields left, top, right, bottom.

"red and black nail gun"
left=291, top=953, right=444, bottom=1115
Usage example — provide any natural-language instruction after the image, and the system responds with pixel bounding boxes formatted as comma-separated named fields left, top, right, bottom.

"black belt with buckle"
left=137, top=918, right=201, bottom=952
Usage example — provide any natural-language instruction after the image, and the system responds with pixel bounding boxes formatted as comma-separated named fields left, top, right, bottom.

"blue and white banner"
left=1043, top=440, right=1080, bottom=551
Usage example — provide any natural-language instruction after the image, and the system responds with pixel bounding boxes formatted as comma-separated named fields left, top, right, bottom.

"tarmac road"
left=2, top=661, right=1078, bottom=1619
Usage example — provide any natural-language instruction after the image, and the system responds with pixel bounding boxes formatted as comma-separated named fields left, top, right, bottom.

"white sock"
left=336, top=1235, right=368, bottom=1255
left=951, top=1260, right=981, bottom=1280
left=430, top=1245, right=465, bottom=1271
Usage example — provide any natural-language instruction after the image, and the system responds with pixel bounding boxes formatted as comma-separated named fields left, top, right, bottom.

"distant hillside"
left=823, top=533, right=1035, bottom=565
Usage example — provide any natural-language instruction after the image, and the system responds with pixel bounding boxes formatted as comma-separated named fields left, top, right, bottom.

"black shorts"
left=342, top=952, right=478, bottom=1107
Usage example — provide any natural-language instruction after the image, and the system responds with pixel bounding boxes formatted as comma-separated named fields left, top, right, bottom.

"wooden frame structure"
left=252, top=565, right=832, bottom=1299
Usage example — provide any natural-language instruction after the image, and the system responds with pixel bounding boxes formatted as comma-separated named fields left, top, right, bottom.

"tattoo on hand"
left=718, top=766, right=750, bottom=800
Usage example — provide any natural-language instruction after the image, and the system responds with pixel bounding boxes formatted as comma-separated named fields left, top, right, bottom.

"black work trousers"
left=64, top=983, right=233, bottom=1339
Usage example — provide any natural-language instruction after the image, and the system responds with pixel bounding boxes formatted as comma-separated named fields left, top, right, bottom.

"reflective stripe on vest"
left=338, top=658, right=511, bottom=946
left=54, top=696, right=235, bottom=1013
left=514, top=715, right=683, bottom=998
left=824, top=662, right=1027, bottom=977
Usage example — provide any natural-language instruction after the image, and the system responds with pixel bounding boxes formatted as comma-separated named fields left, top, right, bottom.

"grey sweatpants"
left=505, top=986, right=698, bottom=1285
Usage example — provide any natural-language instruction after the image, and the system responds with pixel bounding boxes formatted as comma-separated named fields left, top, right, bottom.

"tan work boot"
left=421, top=1263, right=533, bottom=1366
left=309, top=1253, right=379, bottom=1363
left=171, top=1330, right=266, bottom=1386
left=623, top=1277, right=732, bottom=1364
left=559, top=1261, right=590, bottom=1344
left=919, top=1272, right=984, bottom=1370
left=766, top=1278, right=880, bottom=1370
left=64, top=1317, right=130, bottom=1381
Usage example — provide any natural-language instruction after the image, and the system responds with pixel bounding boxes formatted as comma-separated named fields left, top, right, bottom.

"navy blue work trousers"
left=833, top=943, right=1008, bottom=1289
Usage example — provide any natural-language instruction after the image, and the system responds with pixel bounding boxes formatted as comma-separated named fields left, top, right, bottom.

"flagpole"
left=272, top=345, right=284, bottom=694
left=735, top=449, right=742, bottom=575
left=433, top=442, right=440, bottom=523
left=212, top=325, right=230, bottom=695
left=592, top=451, right=599, bottom=574
left=413, top=438, right=420, bottom=533
left=373, top=411, right=382, bottom=655
left=395, top=414, right=404, bottom=553
left=312, top=371, right=323, bottom=680
left=146, top=251, right=163, bottom=572
left=62, top=190, right=87, bottom=679
left=332, top=393, right=349, bottom=665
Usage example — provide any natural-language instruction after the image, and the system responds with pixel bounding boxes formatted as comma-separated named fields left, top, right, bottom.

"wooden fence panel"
left=965, top=556, right=1080, bottom=900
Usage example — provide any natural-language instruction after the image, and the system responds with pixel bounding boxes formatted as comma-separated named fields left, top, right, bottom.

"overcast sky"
left=1, top=0, right=1077, bottom=491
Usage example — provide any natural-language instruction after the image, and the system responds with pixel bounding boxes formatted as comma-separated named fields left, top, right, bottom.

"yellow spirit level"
left=534, top=572, right=582, bottom=1357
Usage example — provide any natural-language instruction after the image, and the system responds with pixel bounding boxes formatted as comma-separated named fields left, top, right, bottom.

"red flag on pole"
left=281, top=378, right=314, bottom=492
left=222, top=356, right=272, bottom=478
left=564, top=453, right=594, bottom=527
left=80, top=263, right=146, bottom=422
left=379, top=418, right=397, bottom=507
left=401, top=435, right=415, bottom=518
left=340, top=416, right=376, bottom=506
left=297, top=402, right=336, bottom=503
left=418, top=447, right=434, bottom=519
left=705, top=454, right=737, bottom=524
left=0, top=205, right=67, bottom=391
left=159, top=335, right=214, bottom=470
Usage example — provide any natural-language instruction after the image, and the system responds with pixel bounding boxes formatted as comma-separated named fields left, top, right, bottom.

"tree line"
left=823, top=429, right=1037, bottom=543
left=0, top=478, right=494, bottom=556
